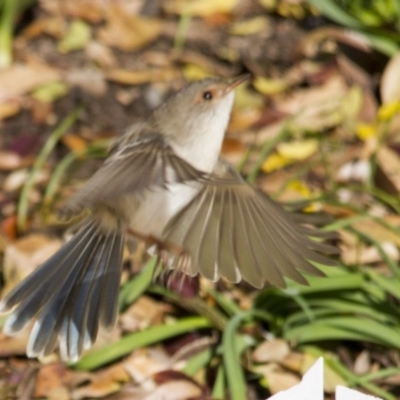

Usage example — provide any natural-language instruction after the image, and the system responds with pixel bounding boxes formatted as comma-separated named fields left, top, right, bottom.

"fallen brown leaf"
left=255, top=362, right=300, bottom=395
left=0, top=100, right=20, bottom=120
left=0, top=151, right=23, bottom=171
left=3, top=168, right=48, bottom=192
left=72, top=364, right=130, bottom=400
left=2, top=234, right=62, bottom=294
left=85, top=41, right=118, bottom=68
left=0, top=216, right=18, bottom=241
left=0, top=63, right=61, bottom=102
left=106, top=69, right=178, bottom=85
left=280, top=351, right=303, bottom=372
left=354, top=350, right=371, bottom=375
left=21, top=17, right=67, bottom=40
left=341, top=240, right=399, bottom=265
left=381, top=52, right=400, bottom=104
left=120, top=296, right=169, bottom=332
left=30, top=99, right=54, bottom=124
left=104, top=379, right=203, bottom=400
left=40, top=0, right=105, bottom=23
left=97, top=7, right=162, bottom=51
left=227, top=107, right=261, bottom=132
left=221, top=137, right=247, bottom=165
left=103, top=365, right=131, bottom=383
left=61, top=134, right=88, bottom=154
left=0, top=329, right=32, bottom=357
left=123, top=348, right=172, bottom=385
left=143, top=380, right=203, bottom=400
left=72, top=379, right=121, bottom=399
left=376, top=146, right=400, bottom=195
left=252, top=339, right=290, bottom=363
left=33, top=363, right=72, bottom=399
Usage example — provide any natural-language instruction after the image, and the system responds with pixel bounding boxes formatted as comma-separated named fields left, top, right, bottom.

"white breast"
left=128, top=183, right=199, bottom=237
left=129, top=91, right=234, bottom=238
left=171, top=92, right=234, bottom=173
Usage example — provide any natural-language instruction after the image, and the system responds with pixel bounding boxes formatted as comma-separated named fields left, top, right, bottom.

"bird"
left=0, top=75, right=338, bottom=362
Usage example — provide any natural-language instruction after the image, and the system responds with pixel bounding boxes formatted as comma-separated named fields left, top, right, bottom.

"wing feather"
left=217, top=188, right=240, bottom=283
left=196, top=186, right=220, bottom=281
left=241, top=194, right=288, bottom=287
left=61, top=134, right=206, bottom=218
left=230, top=188, right=262, bottom=287
left=163, top=160, right=338, bottom=288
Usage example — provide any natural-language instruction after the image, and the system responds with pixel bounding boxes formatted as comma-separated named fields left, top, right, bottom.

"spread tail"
left=0, top=218, right=124, bottom=362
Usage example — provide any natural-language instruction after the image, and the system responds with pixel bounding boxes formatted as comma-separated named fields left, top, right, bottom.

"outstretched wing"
left=162, top=160, right=338, bottom=289
left=62, top=132, right=206, bottom=218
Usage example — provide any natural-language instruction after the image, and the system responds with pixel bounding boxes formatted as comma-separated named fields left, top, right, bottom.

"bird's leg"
left=126, top=228, right=194, bottom=291
left=126, top=228, right=186, bottom=260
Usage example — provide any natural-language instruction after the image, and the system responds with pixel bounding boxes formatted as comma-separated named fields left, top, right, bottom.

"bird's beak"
left=224, top=74, right=251, bottom=93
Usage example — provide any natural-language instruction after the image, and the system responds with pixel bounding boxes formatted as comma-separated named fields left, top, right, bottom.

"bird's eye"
left=202, top=91, right=213, bottom=100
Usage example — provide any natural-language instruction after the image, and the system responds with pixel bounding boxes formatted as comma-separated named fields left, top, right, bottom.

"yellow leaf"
left=183, top=63, right=213, bottom=81
left=253, top=76, right=289, bottom=95
left=277, top=139, right=318, bottom=160
left=262, top=153, right=292, bottom=172
left=258, top=0, right=277, bottom=10
left=61, top=134, right=87, bottom=154
left=286, top=180, right=312, bottom=198
left=356, top=122, right=376, bottom=141
left=58, top=19, right=91, bottom=53
left=229, top=16, right=270, bottom=36
left=234, top=84, right=264, bottom=109
left=277, top=3, right=307, bottom=19
left=378, top=101, right=400, bottom=121
left=164, top=0, right=239, bottom=16
left=31, top=81, right=68, bottom=103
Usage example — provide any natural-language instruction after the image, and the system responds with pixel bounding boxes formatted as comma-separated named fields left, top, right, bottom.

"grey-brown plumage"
left=2, top=219, right=124, bottom=361
left=163, top=161, right=337, bottom=288
left=0, top=75, right=338, bottom=362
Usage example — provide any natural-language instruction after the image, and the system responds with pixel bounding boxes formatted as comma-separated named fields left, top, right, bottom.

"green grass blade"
left=222, top=315, right=248, bottom=400
left=366, top=270, right=400, bottom=302
left=223, top=310, right=272, bottom=400
left=305, top=0, right=365, bottom=29
left=181, top=348, right=213, bottom=376
left=0, top=0, right=20, bottom=67
left=17, top=106, right=83, bottom=231
left=118, top=257, right=158, bottom=310
left=42, top=150, right=80, bottom=207
left=207, top=287, right=243, bottom=317
left=74, top=316, right=211, bottom=370
left=286, top=317, right=400, bottom=349
left=212, top=364, right=226, bottom=399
